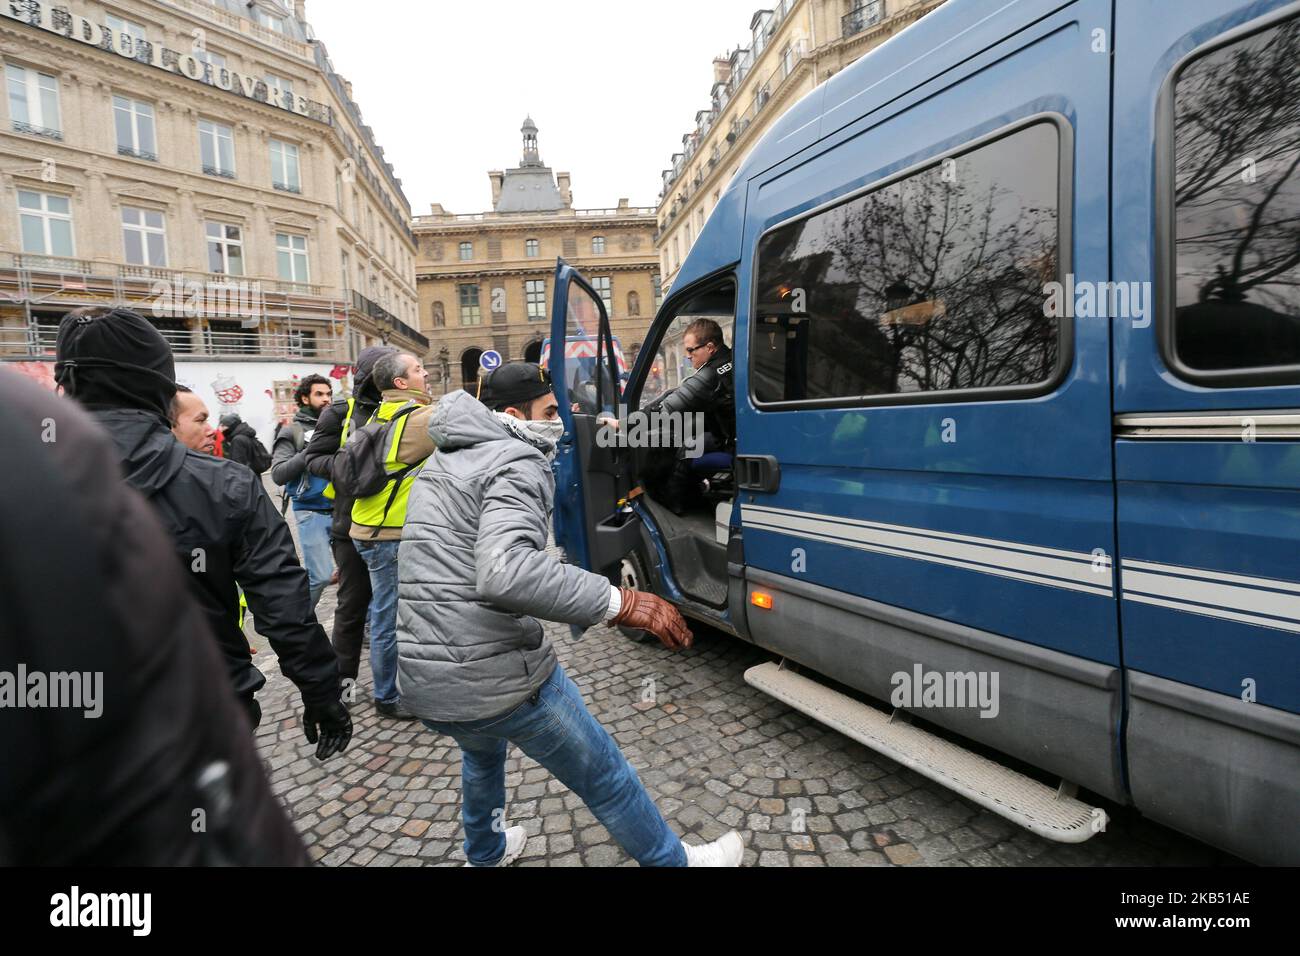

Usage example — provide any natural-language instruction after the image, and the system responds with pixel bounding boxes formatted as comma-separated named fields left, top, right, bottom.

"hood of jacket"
left=353, top=345, right=398, bottom=405
left=226, top=419, right=257, bottom=440
left=90, top=408, right=188, bottom=497
left=428, top=389, right=556, bottom=457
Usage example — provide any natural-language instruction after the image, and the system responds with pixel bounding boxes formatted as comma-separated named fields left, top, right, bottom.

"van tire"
left=614, top=549, right=657, bottom=643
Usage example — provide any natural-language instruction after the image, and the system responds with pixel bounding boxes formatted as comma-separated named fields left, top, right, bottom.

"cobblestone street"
left=249, top=554, right=1237, bottom=867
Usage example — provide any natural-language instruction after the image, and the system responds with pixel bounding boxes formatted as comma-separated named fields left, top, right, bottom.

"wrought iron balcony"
left=12, top=121, right=62, bottom=140
left=843, top=0, right=885, bottom=38
left=201, top=164, right=237, bottom=179
left=272, top=181, right=302, bottom=194
left=351, top=290, right=428, bottom=350
left=117, top=145, right=158, bottom=161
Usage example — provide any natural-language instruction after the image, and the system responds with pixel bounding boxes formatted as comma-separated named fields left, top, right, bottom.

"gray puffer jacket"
left=396, top=390, right=612, bottom=721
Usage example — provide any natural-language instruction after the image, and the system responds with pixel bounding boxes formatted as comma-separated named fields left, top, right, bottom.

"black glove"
left=303, top=697, right=352, bottom=760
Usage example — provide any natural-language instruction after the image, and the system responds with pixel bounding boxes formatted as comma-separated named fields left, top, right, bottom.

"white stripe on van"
left=740, top=504, right=1113, bottom=597
left=1123, top=593, right=1300, bottom=635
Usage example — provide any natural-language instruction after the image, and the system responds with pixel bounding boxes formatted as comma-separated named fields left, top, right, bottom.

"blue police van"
left=547, top=0, right=1300, bottom=864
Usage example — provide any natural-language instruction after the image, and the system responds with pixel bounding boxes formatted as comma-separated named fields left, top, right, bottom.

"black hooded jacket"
left=304, top=346, right=394, bottom=540
left=89, top=407, right=341, bottom=707
left=0, top=373, right=307, bottom=865
left=222, top=416, right=268, bottom=472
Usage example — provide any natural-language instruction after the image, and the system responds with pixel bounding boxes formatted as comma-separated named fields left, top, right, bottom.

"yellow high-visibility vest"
left=322, top=397, right=357, bottom=501
left=349, top=399, right=426, bottom=535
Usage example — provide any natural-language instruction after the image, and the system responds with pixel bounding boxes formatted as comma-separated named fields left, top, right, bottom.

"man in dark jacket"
left=302, top=346, right=395, bottom=708
left=221, top=412, right=271, bottom=473
left=54, top=307, right=351, bottom=758
left=643, top=318, right=735, bottom=514
left=271, top=373, right=334, bottom=608
left=0, top=369, right=309, bottom=864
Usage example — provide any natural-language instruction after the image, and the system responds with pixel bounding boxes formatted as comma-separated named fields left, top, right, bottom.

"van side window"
left=752, top=121, right=1062, bottom=404
left=1170, top=16, right=1300, bottom=378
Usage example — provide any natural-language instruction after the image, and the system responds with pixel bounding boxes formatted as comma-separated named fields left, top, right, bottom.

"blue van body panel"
left=1112, top=0, right=1300, bottom=413
left=555, top=0, right=1300, bottom=862
left=734, top=0, right=1117, bottom=667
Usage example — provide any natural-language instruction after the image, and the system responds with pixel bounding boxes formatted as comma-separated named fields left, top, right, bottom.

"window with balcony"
left=198, top=119, right=236, bottom=177
left=459, top=241, right=473, bottom=261
left=6, top=64, right=61, bottom=139
left=525, top=238, right=539, bottom=257
left=340, top=250, right=350, bottom=291
left=270, top=139, right=301, bottom=192
left=18, top=190, right=74, bottom=257
left=525, top=279, right=546, bottom=321
left=113, top=95, right=157, bottom=161
left=458, top=283, right=481, bottom=325
left=652, top=273, right=663, bottom=308
left=206, top=221, right=244, bottom=276
left=592, top=235, right=606, bottom=254
left=122, top=206, right=167, bottom=267
left=276, top=232, right=310, bottom=284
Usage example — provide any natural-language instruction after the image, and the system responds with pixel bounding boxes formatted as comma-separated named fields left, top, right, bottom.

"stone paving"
left=247, top=542, right=1239, bottom=867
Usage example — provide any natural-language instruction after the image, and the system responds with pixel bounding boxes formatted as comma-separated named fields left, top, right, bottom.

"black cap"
left=478, top=362, right=553, bottom=410
left=54, top=307, right=177, bottom=419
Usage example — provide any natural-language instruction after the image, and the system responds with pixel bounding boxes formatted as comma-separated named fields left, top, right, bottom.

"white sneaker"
left=682, top=830, right=745, bottom=867
left=464, top=825, right=528, bottom=867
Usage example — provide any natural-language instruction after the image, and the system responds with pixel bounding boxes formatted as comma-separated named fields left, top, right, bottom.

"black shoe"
left=375, top=700, right=419, bottom=721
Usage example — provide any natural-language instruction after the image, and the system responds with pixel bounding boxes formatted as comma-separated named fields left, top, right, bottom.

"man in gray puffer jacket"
left=396, top=363, right=744, bottom=867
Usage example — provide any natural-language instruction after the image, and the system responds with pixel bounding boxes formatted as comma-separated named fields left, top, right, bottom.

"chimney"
left=556, top=172, right=572, bottom=208
left=488, top=171, right=504, bottom=209
left=342, top=78, right=353, bottom=101
left=428, top=203, right=447, bottom=216
left=617, top=198, right=629, bottom=210
left=712, top=57, right=732, bottom=85
left=293, top=0, right=306, bottom=21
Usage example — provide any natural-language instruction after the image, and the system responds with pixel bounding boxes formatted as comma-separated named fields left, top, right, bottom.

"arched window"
left=432, top=301, right=445, bottom=328
left=627, top=290, right=640, bottom=317
left=460, top=347, right=484, bottom=388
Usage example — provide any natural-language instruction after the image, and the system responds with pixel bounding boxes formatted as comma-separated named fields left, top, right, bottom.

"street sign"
left=480, top=350, right=502, bottom=371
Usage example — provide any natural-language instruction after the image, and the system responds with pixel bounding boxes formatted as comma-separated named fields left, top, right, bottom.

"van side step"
left=744, top=661, right=1106, bottom=844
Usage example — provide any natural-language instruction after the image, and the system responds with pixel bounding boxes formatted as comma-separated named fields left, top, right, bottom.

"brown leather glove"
left=612, top=588, right=693, bottom=650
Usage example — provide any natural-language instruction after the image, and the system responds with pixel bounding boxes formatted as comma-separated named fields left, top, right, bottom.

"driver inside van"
left=642, top=318, right=735, bottom=515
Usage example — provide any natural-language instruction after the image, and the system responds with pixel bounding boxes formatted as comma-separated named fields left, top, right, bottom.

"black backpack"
left=332, top=403, right=420, bottom=501
left=244, top=434, right=272, bottom=475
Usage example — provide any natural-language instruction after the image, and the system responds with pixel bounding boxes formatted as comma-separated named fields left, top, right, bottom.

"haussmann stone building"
left=413, top=118, right=660, bottom=394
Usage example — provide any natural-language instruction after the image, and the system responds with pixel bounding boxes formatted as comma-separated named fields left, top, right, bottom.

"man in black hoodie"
left=54, top=307, right=352, bottom=758
left=302, top=346, right=396, bottom=708
left=221, top=412, right=271, bottom=474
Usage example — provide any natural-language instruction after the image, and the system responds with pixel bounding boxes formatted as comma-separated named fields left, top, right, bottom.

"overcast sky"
left=306, top=0, right=766, bottom=215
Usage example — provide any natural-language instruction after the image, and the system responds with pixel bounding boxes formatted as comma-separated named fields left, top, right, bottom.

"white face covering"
left=494, top=411, right=564, bottom=459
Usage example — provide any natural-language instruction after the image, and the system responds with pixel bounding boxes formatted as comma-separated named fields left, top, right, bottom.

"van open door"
left=547, top=258, right=640, bottom=575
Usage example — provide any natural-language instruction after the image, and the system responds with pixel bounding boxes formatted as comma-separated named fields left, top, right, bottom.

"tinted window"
left=1172, top=17, right=1300, bottom=376
left=752, top=121, right=1062, bottom=404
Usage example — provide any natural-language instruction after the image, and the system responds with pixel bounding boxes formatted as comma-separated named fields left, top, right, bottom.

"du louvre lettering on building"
left=2, top=0, right=332, bottom=123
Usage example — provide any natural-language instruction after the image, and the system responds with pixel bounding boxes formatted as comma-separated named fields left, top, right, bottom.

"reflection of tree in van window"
left=753, top=122, right=1059, bottom=402
left=1173, top=17, right=1300, bottom=373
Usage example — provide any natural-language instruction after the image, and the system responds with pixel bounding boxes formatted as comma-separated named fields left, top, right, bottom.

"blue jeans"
left=295, top=510, right=334, bottom=609
left=421, top=664, right=687, bottom=867
left=354, top=538, right=400, bottom=705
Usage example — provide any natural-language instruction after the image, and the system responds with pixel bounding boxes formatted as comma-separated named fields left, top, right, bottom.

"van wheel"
left=615, top=550, right=657, bottom=643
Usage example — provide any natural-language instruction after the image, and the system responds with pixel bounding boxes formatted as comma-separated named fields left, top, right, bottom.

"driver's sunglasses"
left=685, top=343, right=713, bottom=355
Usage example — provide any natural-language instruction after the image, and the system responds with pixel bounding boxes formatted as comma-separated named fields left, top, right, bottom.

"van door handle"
left=735, top=455, right=780, bottom=493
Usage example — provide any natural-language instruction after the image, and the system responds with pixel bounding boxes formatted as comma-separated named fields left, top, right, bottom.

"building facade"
left=656, top=0, right=948, bottom=294
left=0, top=0, right=425, bottom=366
left=414, top=119, right=660, bottom=393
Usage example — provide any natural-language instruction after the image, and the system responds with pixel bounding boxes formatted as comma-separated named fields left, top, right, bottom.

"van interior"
left=622, top=280, right=737, bottom=609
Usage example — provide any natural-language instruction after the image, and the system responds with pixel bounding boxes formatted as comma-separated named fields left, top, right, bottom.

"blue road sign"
left=480, top=350, right=502, bottom=371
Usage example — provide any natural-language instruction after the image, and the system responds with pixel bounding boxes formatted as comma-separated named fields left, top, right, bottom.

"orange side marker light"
left=751, top=591, right=773, bottom=610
